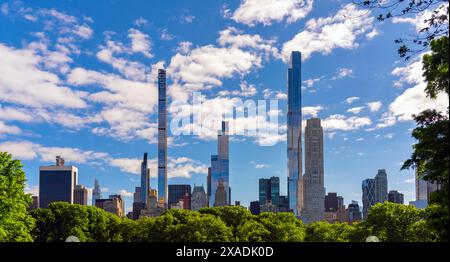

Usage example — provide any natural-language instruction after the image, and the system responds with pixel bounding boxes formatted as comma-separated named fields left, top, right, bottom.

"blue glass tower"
left=158, top=69, right=168, bottom=208
left=140, top=152, right=149, bottom=208
left=210, top=121, right=229, bottom=207
left=287, top=51, right=302, bottom=217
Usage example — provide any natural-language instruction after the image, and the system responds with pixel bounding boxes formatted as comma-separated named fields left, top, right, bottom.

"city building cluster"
left=26, top=52, right=438, bottom=222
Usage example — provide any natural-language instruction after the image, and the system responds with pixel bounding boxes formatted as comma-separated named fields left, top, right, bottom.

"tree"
left=354, top=0, right=449, bottom=59
left=425, top=204, right=449, bottom=241
left=364, top=202, right=426, bottom=242
left=199, top=206, right=252, bottom=241
left=304, top=221, right=354, bottom=242
left=256, top=212, right=305, bottom=242
left=30, top=202, right=123, bottom=242
left=422, top=36, right=449, bottom=98
left=0, top=152, right=35, bottom=242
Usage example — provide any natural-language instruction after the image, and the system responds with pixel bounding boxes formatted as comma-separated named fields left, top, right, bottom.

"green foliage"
left=424, top=204, right=449, bottom=241
left=364, top=202, right=426, bottom=242
left=305, top=221, right=353, bottom=242
left=30, top=202, right=123, bottom=242
left=0, top=152, right=35, bottom=242
left=423, top=36, right=449, bottom=98
left=256, top=212, right=305, bottom=241
left=199, top=206, right=252, bottom=241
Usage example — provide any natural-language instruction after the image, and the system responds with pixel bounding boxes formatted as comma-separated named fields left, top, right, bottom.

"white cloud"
left=116, top=189, right=133, bottom=198
left=72, top=25, right=93, bottom=39
left=231, top=0, right=313, bottom=26
left=0, top=43, right=87, bottom=109
left=367, top=101, right=382, bottom=112
left=160, top=28, right=174, bottom=40
left=392, top=3, right=449, bottom=33
left=0, top=106, right=34, bottom=122
left=322, top=114, right=372, bottom=131
left=302, top=76, right=323, bottom=88
left=332, top=68, right=354, bottom=80
left=281, top=4, right=375, bottom=61
left=366, top=28, right=379, bottom=39
left=128, top=28, right=153, bottom=58
left=374, top=55, right=449, bottom=129
left=302, top=106, right=324, bottom=117
left=347, top=106, right=364, bottom=114
left=134, top=17, right=148, bottom=27
left=0, top=121, right=21, bottom=136
left=345, top=96, right=360, bottom=104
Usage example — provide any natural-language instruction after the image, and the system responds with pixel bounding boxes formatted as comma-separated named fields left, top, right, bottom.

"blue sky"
left=0, top=0, right=448, bottom=213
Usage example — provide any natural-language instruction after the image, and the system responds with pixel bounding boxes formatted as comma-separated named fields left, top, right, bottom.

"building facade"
left=95, top=195, right=125, bottom=217
left=92, top=178, right=102, bottom=206
left=168, top=184, right=191, bottom=208
left=74, top=185, right=88, bottom=205
left=347, top=200, right=362, bottom=223
left=158, top=69, right=168, bottom=208
left=191, top=185, right=208, bottom=211
left=388, top=190, right=404, bottom=204
left=302, top=118, right=325, bottom=223
left=287, top=51, right=303, bottom=217
left=362, top=178, right=376, bottom=219
left=210, top=121, right=230, bottom=207
left=39, top=156, right=77, bottom=208
left=140, top=153, right=150, bottom=208
left=375, top=169, right=388, bottom=203
left=249, top=201, right=260, bottom=215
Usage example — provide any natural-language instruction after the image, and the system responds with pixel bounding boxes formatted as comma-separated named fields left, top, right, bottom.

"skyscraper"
left=375, top=169, right=388, bottom=203
left=347, top=200, right=362, bottom=223
left=74, top=185, right=88, bottom=205
left=259, top=178, right=271, bottom=206
left=95, top=195, right=125, bottom=217
left=249, top=201, right=260, bottom=215
left=140, top=153, right=150, bottom=208
left=207, top=167, right=211, bottom=205
left=259, top=177, right=280, bottom=208
left=270, top=177, right=280, bottom=207
left=92, top=178, right=102, bottom=206
left=388, top=190, right=404, bottom=204
left=287, top=51, right=302, bottom=217
left=362, top=178, right=376, bottom=219
left=302, top=118, right=325, bottom=223
left=168, top=184, right=191, bottom=208
left=210, top=121, right=230, bottom=206
left=39, top=156, right=77, bottom=208
left=158, top=69, right=168, bottom=208
left=191, top=185, right=208, bottom=211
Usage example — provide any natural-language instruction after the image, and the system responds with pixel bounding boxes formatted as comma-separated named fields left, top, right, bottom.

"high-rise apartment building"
left=95, top=195, right=125, bottom=217
left=158, top=69, right=168, bottom=208
left=347, top=200, right=362, bottom=223
left=140, top=153, right=150, bottom=208
left=92, top=178, right=102, bottom=206
left=375, top=169, right=388, bottom=203
left=168, top=184, right=191, bottom=208
left=362, top=178, right=376, bottom=219
left=39, top=156, right=77, bottom=208
left=74, top=185, right=88, bottom=205
left=210, top=121, right=230, bottom=207
left=302, top=118, right=325, bottom=223
left=259, top=177, right=280, bottom=210
left=388, top=190, right=404, bottom=204
left=287, top=51, right=303, bottom=217
left=191, top=185, right=208, bottom=211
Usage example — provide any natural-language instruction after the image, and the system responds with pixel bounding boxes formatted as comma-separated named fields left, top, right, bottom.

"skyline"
left=0, top=0, right=449, bottom=214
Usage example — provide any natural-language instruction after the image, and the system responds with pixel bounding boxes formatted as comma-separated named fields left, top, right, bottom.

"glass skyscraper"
left=158, top=69, right=168, bottom=208
left=92, top=178, right=102, bottom=206
left=374, top=169, right=388, bottom=203
left=210, top=121, right=230, bottom=207
left=362, top=178, right=376, bottom=219
left=140, top=152, right=149, bottom=208
left=287, top=51, right=302, bottom=217
left=168, top=184, right=191, bottom=208
left=39, top=156, right=77, bottom=208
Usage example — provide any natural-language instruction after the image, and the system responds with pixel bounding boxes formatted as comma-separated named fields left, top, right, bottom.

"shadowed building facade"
left=302, top=118, right=325, bottom=223
left=210, top=121, right=230, bottom=207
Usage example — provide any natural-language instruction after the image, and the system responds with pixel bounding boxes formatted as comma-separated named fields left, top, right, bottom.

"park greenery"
left=0, top=151, right=448, bottom=242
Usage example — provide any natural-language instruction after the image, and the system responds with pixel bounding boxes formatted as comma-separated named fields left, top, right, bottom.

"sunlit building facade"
left=210, top=121, right=230, bottom=206
left=158, top=69, right=168, bottom=207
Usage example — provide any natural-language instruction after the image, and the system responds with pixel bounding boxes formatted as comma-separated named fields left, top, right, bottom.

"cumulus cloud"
left=302, top=106, right=324, bottom=117
left=347, top=106, right=364, bottom=114
left=0, top=121, right=21, bottom=136
left=128, top=28, right=153, bottom=58
left=281, top=4, right=375, bottom=61
left=374, top=56, right=448, bottom=129
left=367, top=101, right=382, bottom=112
left=345, top=96, right=360, bottom=104
left=321, top=114, right=372, bottom=131
left=392, top=3, right=449, bottom=33
left=231, top=0, right=313, bottom=26
left=0, top=43, right=87, bottom=108
left=332, top=68, right=354, bottom=80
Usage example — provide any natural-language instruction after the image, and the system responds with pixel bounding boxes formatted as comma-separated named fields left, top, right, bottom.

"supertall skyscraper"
left=287, top=51, right=302, bottom=217
left=140, top=152, right=149, bottom=208
left=92, top=178, right=102, bottom=206
left=210, top=121, right=230, bottom=206
left=302, top=118, right=325, bottom=223
left=158, top=69, right=168, bottom=208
